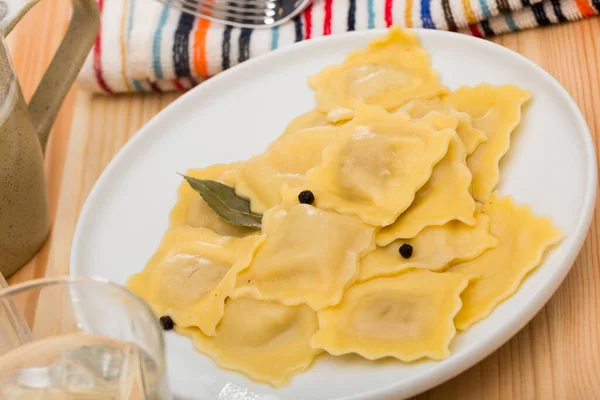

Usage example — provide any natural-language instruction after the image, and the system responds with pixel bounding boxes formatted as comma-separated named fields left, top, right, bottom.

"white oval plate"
left=70, top=29, right=596, bottom=400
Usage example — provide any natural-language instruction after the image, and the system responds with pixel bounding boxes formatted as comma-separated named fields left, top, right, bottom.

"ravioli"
left=280, top=109, right=332, bottom=138
left=236, top=200, right=376, bottom=310
left=127, top=27, right=564, bottom=385
left=377, top=131, right=476, bottom=243
left=361, top=213, right=498, bottom=281
left=400, top=98, right=487, bottom=154
left=311, top=270, right=474, bottom=361
left=127, top=227, right=264, bottom=336
left=308, top=27, right=448, bottom=122
left=445, top=84, right=532, bottom=201
left=178, top=294, right=320, bottom=387
left=235, top=126, right=339, bottom=213
left=452, top=193, right=562, bottom=330
left=170, top=163, right=256, bottom=237
left=305, top=104, right=454, bottom=226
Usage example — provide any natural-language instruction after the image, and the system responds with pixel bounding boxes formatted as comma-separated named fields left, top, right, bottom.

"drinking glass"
left=0, top=276, right=171, bottom=399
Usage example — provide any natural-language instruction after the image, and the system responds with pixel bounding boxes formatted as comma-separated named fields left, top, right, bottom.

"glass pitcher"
left=0, top=0, right=99, bottom=278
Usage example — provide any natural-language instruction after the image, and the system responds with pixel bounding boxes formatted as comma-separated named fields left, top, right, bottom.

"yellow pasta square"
left=170, top=163, right=256, bottom=237
left=452, top=193, right=562, bottom=330
left=308, top=27, right=448, bottom=121
left=235, top=126, right=338, bottom=213
left=178, top=294, right=320, bottom=387
left=361, top=212, right=498, bottom=281
left=236, top=200, right=375, bottom=310
left=127, top=226, right=263, bottom=336
left=400, top=98, right=486, bottom=155
left=305, top=104, right=454, bottom=226
left=445, top=84, right=532, bottom=201
left=311, top=270, right=475, bottom=361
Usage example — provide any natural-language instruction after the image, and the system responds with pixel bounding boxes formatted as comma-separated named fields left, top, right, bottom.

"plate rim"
left=70, top=28, right=597, bottom=399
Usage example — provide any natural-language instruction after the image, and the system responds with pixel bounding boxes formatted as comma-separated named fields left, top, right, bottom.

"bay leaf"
left=181, top=174, right=262, bottom=229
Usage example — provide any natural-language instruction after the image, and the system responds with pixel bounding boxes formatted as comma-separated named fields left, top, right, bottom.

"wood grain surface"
left=5, top=0, right=600, bottom=397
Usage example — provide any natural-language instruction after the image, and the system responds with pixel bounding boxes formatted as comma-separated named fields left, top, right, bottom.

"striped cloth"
left=78, top=0, right=599, bottom=93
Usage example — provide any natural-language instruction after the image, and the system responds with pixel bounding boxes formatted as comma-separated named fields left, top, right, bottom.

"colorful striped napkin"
left=78, top=0, right=598, bottom=93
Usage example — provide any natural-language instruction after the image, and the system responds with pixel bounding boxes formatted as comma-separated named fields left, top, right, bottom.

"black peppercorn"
left=159, top=315, right=175, bottom=331
left=298, top=190, right=315, bottom=205
left=399, top=244, right=413, bottom=259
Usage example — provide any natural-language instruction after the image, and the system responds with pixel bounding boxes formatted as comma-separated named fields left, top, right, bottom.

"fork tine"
left=156, top=0, right=311, bottom=28
left=178, top=0, right=278, bottom=16
left=168, top=0, right=273, bottom=22
left=175, top=0, right=271, bottom=18
left=175, top=0, right=282, bottom=10
left=180, top=0, right=284, bottom=7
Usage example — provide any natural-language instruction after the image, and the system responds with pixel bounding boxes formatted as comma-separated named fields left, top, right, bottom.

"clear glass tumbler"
left=0, top=276, right=171, bottom=399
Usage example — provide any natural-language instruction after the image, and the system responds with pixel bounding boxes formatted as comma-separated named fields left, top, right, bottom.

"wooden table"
left=6, top=0, right=600, bottom=397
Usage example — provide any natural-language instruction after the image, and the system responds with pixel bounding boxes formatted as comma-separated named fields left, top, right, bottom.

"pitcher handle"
left=1, top=0, right=99, bottom=152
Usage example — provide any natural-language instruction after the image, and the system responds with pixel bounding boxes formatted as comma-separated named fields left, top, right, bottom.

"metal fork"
left=156, top=0, right=311, bottom=28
